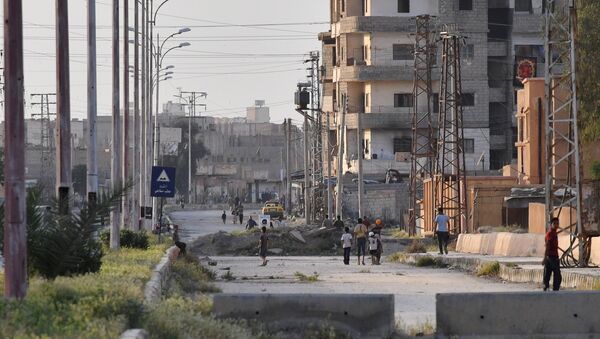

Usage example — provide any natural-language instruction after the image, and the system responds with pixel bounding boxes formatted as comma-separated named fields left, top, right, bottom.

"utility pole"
left=544, top=0, right=586, bottom=267
left=87, top=0, right=98, bottom=204
left=286, top=119, right=292, bottom=214
left=436, top=27, right=468, bottom=234
left=140, top=0, right=147, bottom=229
left=122, top=0, right=131, bottom=229
left=303, top=112, right=311, bottom=224
left=4, top=0, right=27, bottom=299
left=30, top=93, right=56, bottom=184
left=133, top=0, right=140, bottom=229
left=356, top=96, right=364, bottom=218
left=56, top=0, right=72, bottom=214
left=326, top=111, right=332, bottom=218
left=152, top=32, right=159, bottom=229
left=409, top=15, right=435, bottom=236
left=336, top=95, right=347, bottom=219
left=111, top=0, right=121, bottom=249
left=179, top=90, right=207, bottom=204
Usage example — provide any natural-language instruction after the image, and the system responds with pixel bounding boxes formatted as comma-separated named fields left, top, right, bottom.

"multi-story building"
left=322, top=0, right=545, bottom=180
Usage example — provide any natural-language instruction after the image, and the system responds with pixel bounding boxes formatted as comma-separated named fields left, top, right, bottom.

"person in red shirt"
left=543, top=217, right=562, bottom=291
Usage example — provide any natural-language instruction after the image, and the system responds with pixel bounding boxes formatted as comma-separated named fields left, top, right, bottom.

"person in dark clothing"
left=259, top=226, right=269, bottom=266
left=333, top=215, right=345, bottom=229
left=172, top=225, right=186, bottom=255
left=543, top=217, right=562, bottom=291
left=246, top=216, right=258, bottom=230
left=221, top=211, right=227, bottom=224
left=238, top=204, right=244, bottom=224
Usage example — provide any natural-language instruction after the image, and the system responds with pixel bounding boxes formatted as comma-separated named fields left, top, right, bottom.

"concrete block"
left=213, top=293, right=394, bottom=338
left=437, top=291, right=600, bottom=337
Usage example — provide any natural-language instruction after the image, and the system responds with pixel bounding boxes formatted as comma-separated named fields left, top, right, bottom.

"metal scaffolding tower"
left=409, top=15, right=436, bottom=236
left=31, top=93, right=57, bottom=179
left=307, top=51, right=325, bottom=222
left=544, top=0, right=588, bottom=267
left=435, top=27, right=468, bottom=234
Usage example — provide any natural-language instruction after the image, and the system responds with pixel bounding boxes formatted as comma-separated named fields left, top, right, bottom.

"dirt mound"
left=189, top=226, right=344, bottom=256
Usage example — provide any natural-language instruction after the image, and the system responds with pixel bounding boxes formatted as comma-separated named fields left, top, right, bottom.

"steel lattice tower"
left=31, top=93, right=57, bottom=181
left=307, top=51, right=325, bottom=221
left=409, top=15, right=436, bottom=236
left=544, top=0, right=588, bottom=267
left=435, top=27, right=468, bottom=234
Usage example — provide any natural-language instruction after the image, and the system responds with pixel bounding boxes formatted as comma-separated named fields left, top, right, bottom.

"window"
left=432, top=93, right=439, bottom=113
left=364, top=93, right=370, bottom=108
left=393, top=138, right=412, bottom=153
left=393, top=44, right=413, bottom=60
left=515, top=0, right=532, bottom=13
left=459, top=93, right=475, bottom=106
left=459, top=0, right=472, bottom=10
left=398, top=0, right=410, bottom=13
left=332, top=47, right=337, bottom=66
left=463, top=139, right=475, bottom=154
left=341, top=0, right=345, bottom=12
left=394, top=93, right=413, bottom=107
left=462, top=44, right=474, bottom=63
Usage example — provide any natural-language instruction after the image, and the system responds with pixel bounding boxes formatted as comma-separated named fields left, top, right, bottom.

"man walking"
left=259, top=226, right=269, bottom=266
left=543, top=217, right=562, bottom=291
left=434, top=207, right=450, bottom=255
left=354, top=218, right=368, bottom=265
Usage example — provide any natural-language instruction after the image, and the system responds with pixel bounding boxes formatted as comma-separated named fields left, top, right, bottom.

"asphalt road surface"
left=169, top=210, right=539, bottom=329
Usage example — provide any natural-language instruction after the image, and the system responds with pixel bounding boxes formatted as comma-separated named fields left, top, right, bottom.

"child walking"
left=341, top=227, right=353, bottom=265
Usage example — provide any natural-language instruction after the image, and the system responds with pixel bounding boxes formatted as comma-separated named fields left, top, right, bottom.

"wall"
left=370, top=32, right=412, bottom=67
left=341, top=183, right=409, bottom=224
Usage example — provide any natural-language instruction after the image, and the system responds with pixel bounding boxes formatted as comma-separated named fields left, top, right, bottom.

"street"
left=170, top=208, right=261, bottom=241
left=171, top=209, right=539, bottom=328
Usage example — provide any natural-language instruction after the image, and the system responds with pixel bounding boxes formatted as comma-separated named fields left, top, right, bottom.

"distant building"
left=162, top=100, right=186, bottom=117
left=246, top=100, right=270, bottom=123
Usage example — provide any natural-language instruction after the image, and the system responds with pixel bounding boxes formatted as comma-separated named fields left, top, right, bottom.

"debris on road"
left=289, top=230, right=306, bottom=244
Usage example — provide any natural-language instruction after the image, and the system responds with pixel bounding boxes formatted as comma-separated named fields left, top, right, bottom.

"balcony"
left=344, top=111, right=413, bottom=130
left=332, top=16, right=414, bottom=36
left=334, top=64, right=414, bottom=82
left=513, top=14, right=543, bottom=34
left=346, top=158, right=410, bottom=176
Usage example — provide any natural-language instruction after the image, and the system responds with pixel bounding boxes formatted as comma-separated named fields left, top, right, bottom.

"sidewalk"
left=400, top=252, right=600, bottom=290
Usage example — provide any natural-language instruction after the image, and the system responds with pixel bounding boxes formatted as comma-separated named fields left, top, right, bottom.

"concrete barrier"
left=213, top=293, right=394, bottom=338
left=456, top=233, right=545, bottom=257
left=437, top=291, right=600, bottom=337
left=144, top=246, right=180, bottom=303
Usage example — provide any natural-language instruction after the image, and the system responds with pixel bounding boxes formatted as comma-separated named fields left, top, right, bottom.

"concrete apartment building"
left=321, top=0, right=545, bottom=181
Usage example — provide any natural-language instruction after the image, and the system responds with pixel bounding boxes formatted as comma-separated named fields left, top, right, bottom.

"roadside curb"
left=401, top=253, right=600, bottom=290
left=144, top=245, right=180, bottom=303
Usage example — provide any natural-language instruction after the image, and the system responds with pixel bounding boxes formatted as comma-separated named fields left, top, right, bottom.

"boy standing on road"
left=543, top=217, right=562, bottom=291
left=434, top=207, right=450, bottom=255
left=354, top=218, right=368, bottom=265
left=259, top=226, right=269, bottom=266
left=341, top=227, right=353, bottom=265
left=221, top=211, right=227, bottom=224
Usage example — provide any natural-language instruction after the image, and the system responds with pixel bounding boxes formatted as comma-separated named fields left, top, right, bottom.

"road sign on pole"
left=151, top=166, right=176, bottom=198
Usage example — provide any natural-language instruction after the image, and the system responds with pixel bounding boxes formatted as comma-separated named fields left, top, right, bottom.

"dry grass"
left=405, top=240, right=428, bottom=253
left=476, top=261, right=500, bottom=277
left=294, top=272, right=320, bottom=282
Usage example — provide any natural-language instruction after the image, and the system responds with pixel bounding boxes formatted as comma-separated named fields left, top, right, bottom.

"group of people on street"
left=339, top=216, right=384, bottom=265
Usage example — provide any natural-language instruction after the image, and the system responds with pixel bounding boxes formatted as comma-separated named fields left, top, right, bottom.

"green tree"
left=162, top=118, right=209, bottom=200
left=72, top=164, right=87, bottom=197
left=577, top=0, right=600, bottom=143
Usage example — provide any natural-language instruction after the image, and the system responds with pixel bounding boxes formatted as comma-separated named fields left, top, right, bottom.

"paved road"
left=170, top=210, right=539, bottom=328
left=170, top=208, right=261, bottom=241
left=209, top=256, right=538, bottom=328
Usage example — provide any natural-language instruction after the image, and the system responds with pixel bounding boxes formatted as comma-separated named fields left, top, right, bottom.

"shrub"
left=387, top=252, right=406, bottom=263
left=101, top=230, right=150, bottom=250
left=414, top=255, right=449, bottom=268
left=405, top=240, right=427, bottom=253
left=294, top=272, right=319, bottom=282
left=477, top=261, right=500, bottom=277
left=0, top=186, right=124, bottom=279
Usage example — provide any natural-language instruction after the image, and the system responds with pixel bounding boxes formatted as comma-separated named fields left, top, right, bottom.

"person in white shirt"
left=340, top=227, right=353, bottom=265
left=434, top=207, right=450, bottom=255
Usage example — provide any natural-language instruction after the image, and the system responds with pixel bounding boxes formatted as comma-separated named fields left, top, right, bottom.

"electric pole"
left=133, top=0, right=140, bottom=229
left=140, top=0, right=147, bottom=229
left=336, top=95, right=346, bottom=219
left=30, top=93, right=56, bottom=185
left=122, top=0, right=131, bottom=229
left=356, top=95, right=364, bottom=218
left=286, top=119, right=292, bottom=214
left=326, top=111, right=332, bottom=218
left=4, top=0, right=27, bottom=299
left=303, top=111, right=311, bottom=224
left=179, top=90, right=207, bottom=204
left=56, top=0, right=72, bottom=214
left=87, top=0, right=98, bottom=204
left=111, top=0, right=121, bottom=249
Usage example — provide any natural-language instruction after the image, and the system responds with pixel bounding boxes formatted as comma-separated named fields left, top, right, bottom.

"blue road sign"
left=151, top=166, right=176, bottom=198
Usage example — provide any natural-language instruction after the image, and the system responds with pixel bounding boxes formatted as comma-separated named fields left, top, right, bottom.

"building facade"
left=322, top=0, right=545, bottom=180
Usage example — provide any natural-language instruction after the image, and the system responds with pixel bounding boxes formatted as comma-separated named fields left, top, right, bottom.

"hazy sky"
left=3, top=0, right=329, bottom=126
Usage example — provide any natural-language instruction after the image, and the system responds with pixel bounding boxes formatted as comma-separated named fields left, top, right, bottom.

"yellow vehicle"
left=261, top=201, right=284, bottom=219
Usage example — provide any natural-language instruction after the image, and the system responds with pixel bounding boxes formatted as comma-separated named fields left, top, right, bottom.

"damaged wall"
left=340, top=183, right=408, bottom=225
